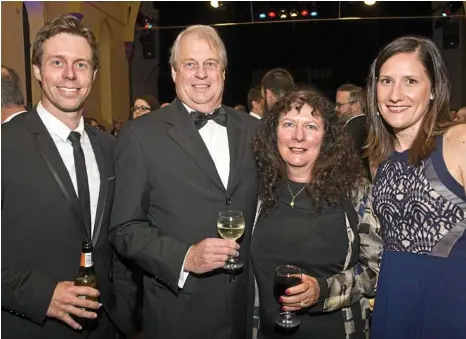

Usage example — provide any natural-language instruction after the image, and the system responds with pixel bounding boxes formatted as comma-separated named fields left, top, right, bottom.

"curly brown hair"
left=252, top=89, right=366, bottom=215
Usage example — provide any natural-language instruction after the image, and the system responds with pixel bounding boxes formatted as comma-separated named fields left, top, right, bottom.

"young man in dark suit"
left=110, top=25, right=259, bottom=339
left=1, top=15, right=136, bottom=339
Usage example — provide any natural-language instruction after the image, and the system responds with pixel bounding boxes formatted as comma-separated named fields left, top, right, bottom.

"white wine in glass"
left=217, top=210, right=245, bottom=270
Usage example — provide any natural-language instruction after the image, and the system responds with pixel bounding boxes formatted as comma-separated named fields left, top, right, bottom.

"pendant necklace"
left=286, top=182, right=307, bottom=208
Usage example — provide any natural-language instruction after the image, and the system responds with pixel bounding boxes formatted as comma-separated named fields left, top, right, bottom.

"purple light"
left=69, top=13, right=83, bottom=21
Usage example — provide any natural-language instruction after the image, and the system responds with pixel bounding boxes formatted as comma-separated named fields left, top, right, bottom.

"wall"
left=1, top=1, right=141, bottom=127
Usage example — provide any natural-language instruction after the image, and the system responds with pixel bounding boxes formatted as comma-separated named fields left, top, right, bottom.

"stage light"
left=143, top=16, right=154, bottom=30
left=268, top=11, right=276, bottom=18
left=300, top=10, right=309, bottom=17
left=441, top=2, right=462, bottom=16
left=259, top=13, right=267, bottom=19
left=290, top=9, right=298, bottom=17
left=210, top=1, right=219, bottom=8
left=279, top=9, right=287, bottom=19
left=364, top=0, right=377, bottom=5
left=309, top=2, right=319, bottom=17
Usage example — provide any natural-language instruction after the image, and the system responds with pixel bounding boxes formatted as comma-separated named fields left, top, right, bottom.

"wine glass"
left=217, top=210, right=245, bottom=270
left=274, top=265, right=303, bottom=328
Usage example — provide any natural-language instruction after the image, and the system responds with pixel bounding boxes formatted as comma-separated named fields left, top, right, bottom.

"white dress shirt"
left=2, top=110, right=27, bottom=123
left=37, top=102, right=100, bottom=236
left=177, top=103, right=231, bottom=288
left=249, top=111, right=262, bottom=120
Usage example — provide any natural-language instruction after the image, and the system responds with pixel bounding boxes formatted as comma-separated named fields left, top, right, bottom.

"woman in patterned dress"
left=366, top=36, right=466, bottom=338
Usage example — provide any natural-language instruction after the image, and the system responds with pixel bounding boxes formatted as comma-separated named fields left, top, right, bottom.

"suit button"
left=226, top=198, right=232, bottom=205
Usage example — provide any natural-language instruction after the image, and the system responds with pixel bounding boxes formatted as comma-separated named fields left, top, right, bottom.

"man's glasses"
left=131, top=105, right=151, bottom=113
left=335, top=100, right=357, bottom=109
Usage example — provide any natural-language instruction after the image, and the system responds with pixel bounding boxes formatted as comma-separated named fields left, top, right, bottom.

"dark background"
left=149, top=1, right=436, bottom=106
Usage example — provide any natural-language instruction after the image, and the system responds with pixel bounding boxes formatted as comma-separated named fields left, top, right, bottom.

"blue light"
left=310, top=11, right=318, bottom=17
left=259, top=13, right=266, bottom=19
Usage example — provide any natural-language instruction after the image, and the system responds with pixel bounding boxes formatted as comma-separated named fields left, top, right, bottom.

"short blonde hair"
left=169, top=25, right=227, bottom=70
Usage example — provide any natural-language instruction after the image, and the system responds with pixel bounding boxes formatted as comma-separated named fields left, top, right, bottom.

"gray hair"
left=337, top=83, right=367, bottom=113
left=1, top=65, right=25, bottom=107
left=169, top=25, right=227, bottom=70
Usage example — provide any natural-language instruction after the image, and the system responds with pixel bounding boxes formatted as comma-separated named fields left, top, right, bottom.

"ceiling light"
left=279, top=9, right=287, bottom=19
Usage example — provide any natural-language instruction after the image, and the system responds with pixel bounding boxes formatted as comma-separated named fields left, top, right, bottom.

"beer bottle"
left=73, top=241, right=100, bottom=330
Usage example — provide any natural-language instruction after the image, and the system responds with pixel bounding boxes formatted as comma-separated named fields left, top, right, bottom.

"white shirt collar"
left=182, top=102, right=221, bottom=114
left=249, top=112, right=262, bottom=119
left=344, top=113, right=365, bottom=127
left=36, top=102, right=86, bottom=143
left=2, top=110, right=27, bottom=123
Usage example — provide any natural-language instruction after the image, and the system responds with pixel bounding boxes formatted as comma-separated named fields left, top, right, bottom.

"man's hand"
left=46, top=281, right=101, bottom=330
left=184, top=238, right=239, bottom=274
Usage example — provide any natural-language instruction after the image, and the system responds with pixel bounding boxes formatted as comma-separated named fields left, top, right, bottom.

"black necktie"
left=68, top=131, right=92, bottom=239
left=190, top=108, right=227, bottom=130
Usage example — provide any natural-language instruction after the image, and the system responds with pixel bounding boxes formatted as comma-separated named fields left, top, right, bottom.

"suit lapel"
left=25, top=110, right=88, bottom=240
left=166, top=99, right=225, bottom=192
left=225, top=109, right=246, bottom=194
left=85, top=126, right=107, bottom=247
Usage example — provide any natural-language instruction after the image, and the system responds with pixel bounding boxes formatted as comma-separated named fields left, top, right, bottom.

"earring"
left=430, top=93, right=434, bottom=100
left=376, top=111, right=380, bottom=116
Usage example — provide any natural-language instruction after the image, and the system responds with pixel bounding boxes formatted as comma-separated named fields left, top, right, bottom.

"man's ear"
left=33, top=64, right=42, bottom=82
left=265, top=89, right=273, bottom=102
left=222, top=69, right=225, bottom=80
left=92, top=69, right=97, bottom=82
left=171, top=67, right=177, bottom=82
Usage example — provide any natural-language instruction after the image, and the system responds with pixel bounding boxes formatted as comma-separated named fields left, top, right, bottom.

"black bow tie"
left=190, top=108, right=227, bottom=130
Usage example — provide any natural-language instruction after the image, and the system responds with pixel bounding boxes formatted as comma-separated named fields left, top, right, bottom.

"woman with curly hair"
left=250, top=89, right=382, bottom=339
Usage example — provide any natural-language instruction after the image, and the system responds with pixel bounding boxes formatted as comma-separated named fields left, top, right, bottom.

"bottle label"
left=80, top=253, right=93, bottom=267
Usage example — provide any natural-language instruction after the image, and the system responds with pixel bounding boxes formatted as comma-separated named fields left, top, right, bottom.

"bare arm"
left=443, top=124, right=466, bottom=195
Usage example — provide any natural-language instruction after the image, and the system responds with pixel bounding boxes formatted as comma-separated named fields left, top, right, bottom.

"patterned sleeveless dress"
left=370, top=135, right=466, bottom=339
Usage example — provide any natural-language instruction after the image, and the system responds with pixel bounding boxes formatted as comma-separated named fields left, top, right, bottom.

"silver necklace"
left=286, top=183, right=307, bottom=208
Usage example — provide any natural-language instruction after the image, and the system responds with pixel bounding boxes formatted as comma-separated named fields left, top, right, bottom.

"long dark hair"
left=252, top=89, right=366, bottom=215
left=365, top=36, right=453, bottom=167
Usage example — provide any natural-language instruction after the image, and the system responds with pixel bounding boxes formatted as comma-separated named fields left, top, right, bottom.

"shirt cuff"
left=178, top=246, right=192, bottom=288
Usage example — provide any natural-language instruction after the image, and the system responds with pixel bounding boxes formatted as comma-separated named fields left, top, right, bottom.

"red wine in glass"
left=274, top=265, right=302, bottom=328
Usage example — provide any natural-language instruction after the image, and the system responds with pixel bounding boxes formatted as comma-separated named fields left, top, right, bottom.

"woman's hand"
left=280, top=274, right=320, bottom=311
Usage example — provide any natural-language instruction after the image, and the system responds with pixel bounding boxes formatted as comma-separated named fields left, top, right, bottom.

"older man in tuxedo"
left=110, top=25, right=259, bottom=339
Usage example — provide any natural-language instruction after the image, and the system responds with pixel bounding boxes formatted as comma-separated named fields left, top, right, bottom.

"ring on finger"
left=300, top=301, right=307, bottom=308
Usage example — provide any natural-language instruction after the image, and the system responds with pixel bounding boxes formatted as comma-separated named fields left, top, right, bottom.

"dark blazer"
left=345, top=114, right=371, bottom=180
left=110, top=98, right=259, bottom=339
left=1, top=110, right=136, bottom=339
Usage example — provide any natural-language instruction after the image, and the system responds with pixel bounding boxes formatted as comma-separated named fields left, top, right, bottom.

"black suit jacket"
left=110, top=98, right=259, bottom=339
left=1, top=111, right=136, bottom=339
left=345, top=114, right=371, bottom=180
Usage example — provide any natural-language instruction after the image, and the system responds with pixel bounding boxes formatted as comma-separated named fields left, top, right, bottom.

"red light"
left=268, top=11, right=276, bottom=18
left=301, top=10, right=309, bottom=16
